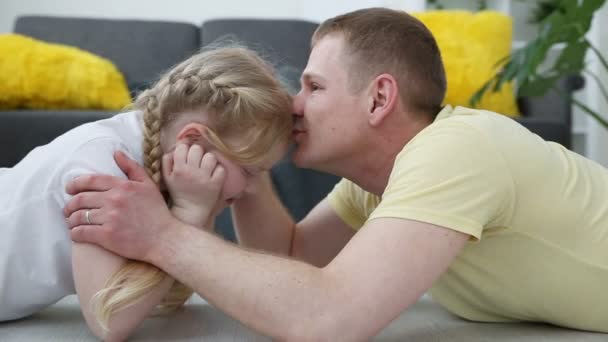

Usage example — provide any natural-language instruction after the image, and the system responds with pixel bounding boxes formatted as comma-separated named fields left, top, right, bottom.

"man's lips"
left=293, top=129, right=306, bottom=137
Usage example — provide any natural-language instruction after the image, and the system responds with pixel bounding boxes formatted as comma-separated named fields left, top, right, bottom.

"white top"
left=0, top=111, right=144, bottom=321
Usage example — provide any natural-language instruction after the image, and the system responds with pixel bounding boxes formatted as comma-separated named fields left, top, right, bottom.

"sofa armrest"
left=514, top=117, right=571, bottom=147
left=515, top=75, right=585, bottom=149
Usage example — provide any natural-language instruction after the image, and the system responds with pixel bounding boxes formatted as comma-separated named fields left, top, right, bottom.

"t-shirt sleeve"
left=369, top=121, right=514, bottom=240
left=327, top=178, right=369, bottom=230
left=55, top=137, right=137, bottom=205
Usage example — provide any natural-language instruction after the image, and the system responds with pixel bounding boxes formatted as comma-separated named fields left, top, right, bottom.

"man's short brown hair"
left=312, top=7, right=447, bottom=117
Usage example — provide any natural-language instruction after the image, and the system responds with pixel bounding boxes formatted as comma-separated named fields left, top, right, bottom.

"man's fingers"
left=70, top=225, right=108, bottom=245
left=64, top=192, right=102, bottom=218
left=66, top=208, right=102, bottom=228
left=65, top=174, right=121, bottom=195
left=114, top=151, right=153, bottom=184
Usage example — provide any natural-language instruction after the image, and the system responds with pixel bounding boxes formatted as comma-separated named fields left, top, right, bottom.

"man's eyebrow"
left=301, top=72, right=325, bottom=82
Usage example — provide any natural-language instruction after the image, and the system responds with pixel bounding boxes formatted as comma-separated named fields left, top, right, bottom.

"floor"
left=1, top=295, right=607, bottom=341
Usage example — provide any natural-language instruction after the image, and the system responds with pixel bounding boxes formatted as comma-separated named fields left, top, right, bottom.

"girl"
left=0, top=45, right=292, bottom=341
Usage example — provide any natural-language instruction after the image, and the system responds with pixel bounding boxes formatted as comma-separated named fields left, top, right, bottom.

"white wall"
left=585, top=3, right=608, bottom=167
left=0, top=0, right=425, bottom=33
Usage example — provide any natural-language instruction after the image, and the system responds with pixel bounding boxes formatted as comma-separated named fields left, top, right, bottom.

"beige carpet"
left=1, top=295, right=606, bottom=341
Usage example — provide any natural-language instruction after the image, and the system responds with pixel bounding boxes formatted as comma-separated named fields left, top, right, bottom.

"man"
left=64, top=7, right=608, bottom=340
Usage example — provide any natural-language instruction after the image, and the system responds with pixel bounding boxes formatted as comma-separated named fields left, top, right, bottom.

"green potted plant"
left=470, top=0, right=608, bottom=130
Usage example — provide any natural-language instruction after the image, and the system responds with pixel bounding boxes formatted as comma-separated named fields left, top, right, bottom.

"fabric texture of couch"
left=0, top=15, right=598, bottom=341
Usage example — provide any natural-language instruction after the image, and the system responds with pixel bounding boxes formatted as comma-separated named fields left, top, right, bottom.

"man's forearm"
left=231, top=173, right=295, bottom=255
left=151, top=222, right=343, bottom=340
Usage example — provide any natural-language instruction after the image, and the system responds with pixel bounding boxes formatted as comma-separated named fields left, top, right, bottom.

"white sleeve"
left=0, top=137, right=141, bottom=320
left=55, top=137, right=139, bottom=205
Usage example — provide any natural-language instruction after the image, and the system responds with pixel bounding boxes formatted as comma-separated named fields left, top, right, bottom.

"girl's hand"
left=162, top=144, right=225, bottom=228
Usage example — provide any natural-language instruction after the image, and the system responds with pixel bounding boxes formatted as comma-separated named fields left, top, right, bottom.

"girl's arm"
left=72, top=243, right=174, bottom=342
left=68, top=142, right=222, bottom=341
left=58, top=140, right=176, bottom=341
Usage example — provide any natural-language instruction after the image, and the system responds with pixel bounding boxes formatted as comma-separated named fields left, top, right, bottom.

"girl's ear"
left=175, top=122, right=208, bottom=145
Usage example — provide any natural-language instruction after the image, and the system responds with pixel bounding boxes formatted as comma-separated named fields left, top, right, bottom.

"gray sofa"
left=1, top=15, right=600, bottom=341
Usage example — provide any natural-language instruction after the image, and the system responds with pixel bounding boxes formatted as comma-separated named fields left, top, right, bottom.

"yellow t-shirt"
left=327, top=105, right=608, bottom=332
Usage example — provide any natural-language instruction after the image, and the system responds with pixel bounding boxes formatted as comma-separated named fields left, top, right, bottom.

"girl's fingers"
left=200, top=152, right=218, bottom=177
left=162, top=152, right=174, bottom=179
left=211, top=164, right=226, bottom=183
left=173, top=144, right=189, bottom=166
left=187, top=144, right=204, bottom=166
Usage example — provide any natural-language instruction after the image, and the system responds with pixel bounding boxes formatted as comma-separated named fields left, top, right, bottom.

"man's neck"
left=341, top=115, right=432, bottom=196
left=347, top=150, right=398, bottom=197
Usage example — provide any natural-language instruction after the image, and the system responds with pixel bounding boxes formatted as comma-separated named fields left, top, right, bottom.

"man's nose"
left=292, top=91, right=304, bottom=117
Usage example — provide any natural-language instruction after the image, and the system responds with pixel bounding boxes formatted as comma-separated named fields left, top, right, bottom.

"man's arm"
left=64, top=152, right=468, bottom=340
left=75, top=215, right=466, bottom=341
left=230, top=172, right=295, bottom=254
left=231, top=173, right=355, bottom=267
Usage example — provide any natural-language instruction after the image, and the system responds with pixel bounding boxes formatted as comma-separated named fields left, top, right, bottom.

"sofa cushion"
left=414, top=10, right=520, bottom=117
left=0, top=34, right=131, bottom=110
left=14, top=16, right=200, bottom=93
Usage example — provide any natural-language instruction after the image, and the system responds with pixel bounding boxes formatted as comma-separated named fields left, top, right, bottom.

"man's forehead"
left=310, top=34, right=344, bottom=59
left=303, top=35, right=345, bottom=77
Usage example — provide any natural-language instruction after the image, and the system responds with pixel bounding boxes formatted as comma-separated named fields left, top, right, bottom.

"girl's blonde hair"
left=91, top=45, right=293, bottom=330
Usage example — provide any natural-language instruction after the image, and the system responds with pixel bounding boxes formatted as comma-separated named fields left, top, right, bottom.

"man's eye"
left=310, top=83, right=321, bottom=91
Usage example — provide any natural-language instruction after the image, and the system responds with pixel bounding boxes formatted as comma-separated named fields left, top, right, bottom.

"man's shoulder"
left=391, top=106, right=515, bottom=181
left=405, top=106, right=522, bottom=155
left=435, top=106, right=513, bottom=130
left=404, top=113, right=489, bottom=156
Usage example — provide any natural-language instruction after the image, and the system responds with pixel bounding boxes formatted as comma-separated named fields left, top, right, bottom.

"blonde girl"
left=0, top=45, right=292, bottom=341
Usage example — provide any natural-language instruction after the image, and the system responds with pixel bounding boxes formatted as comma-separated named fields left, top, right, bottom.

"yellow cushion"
left=413, top=10, right=520, bottom=117
left=0, top=34, right=131, bottom=110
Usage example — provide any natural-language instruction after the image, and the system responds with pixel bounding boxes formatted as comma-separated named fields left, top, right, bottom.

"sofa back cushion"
left=202, top=19, right=318, bottom=93
left=14, top=16, right=200, bottom=93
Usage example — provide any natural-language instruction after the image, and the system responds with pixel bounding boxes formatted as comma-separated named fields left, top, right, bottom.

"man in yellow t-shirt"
left=329, top=104, right=608, bottom=332
left=63, top=8, right=608, bottom=340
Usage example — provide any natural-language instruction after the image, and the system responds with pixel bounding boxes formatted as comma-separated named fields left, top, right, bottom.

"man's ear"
left=367, top=74, right=399, bottom=127
left=175, top=122, right=208, bottom=145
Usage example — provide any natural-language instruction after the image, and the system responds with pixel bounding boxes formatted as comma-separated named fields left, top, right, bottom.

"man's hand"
left=64, top=151, right=178, bottom=262
left=162, top=144, right=225, bottom=229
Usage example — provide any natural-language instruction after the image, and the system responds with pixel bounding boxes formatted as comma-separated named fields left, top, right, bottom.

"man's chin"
left=292, top=146, right=325, bottom=170
left=291, top=150, right=308, bottom=168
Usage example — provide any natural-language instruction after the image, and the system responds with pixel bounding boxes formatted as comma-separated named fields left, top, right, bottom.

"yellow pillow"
left=413, top=10, right=520, bottom=117
left=0, top=34, right=131, bottom=110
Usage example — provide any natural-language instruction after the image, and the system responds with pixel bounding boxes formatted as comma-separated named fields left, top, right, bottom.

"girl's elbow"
left=85, top=319, right=135, bottom=342
left=81, top=309, right=135, bottom=342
